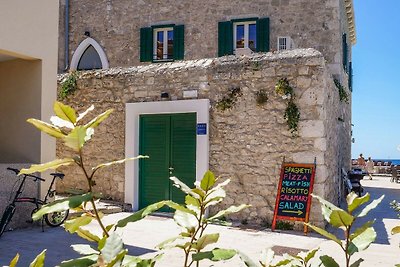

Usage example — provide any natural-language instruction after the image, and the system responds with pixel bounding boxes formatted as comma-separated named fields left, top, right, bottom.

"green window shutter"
left=173, top=25, right=185, bottom=60
left=257, top=17, right=270, bottom=52
left=343, top=33, right=348, bottom=72
left=218, top=21, right=233, bottom=56
left=140, top=27, right=153, bottom=62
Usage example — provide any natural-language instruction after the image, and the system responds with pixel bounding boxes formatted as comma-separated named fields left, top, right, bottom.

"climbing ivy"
left=275, top=78, right=300, bottom=135
left=216, top=86, right=243, bottom=111
left=334, top=78, right=349, bottom=103
left=59, top=71, right=78, bottom=100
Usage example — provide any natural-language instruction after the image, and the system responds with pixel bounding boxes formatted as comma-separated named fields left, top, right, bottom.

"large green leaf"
left=204, top=187, right=226, bottom=208
left=54, top=101, right=77, bottom=123
left=63, top=126, right=93, bottom=152
left=27, top=119, right=65, bottom=138
left=312, top=195, right=346, bottom=224
left=92, top=156, right=148, bottom=173
left=356, top=195, right=384, bottom=218
left=320, top=255, right=339, bottom=267
left=329, top=210, right=354, bottom=229
left=164, top=201, right=197, bottom=216
left=193, top=233, right=219, bottom=250
left=304, top=248, right=319, bottom=264
left=200, top=171, right=216, bottom=191
left=207, top=204, right=250, bottom=221
left=192, top=248, right=237, bottom=262
left=75, top=228, right=101, bottom=242
left=347, top=193, right=370, bottom=214
left=392, top=226, right=400, bottom=235
left=347, top=227, right=376, bottom=255
left=236, top=250, right=260, bottom=267
left=29, top=250, right=46, bottom=267
left=100, top=232, right=124, bottom=263
left=59, top=255, right=98, bottom=267
left=84, top=109, right=113, bottom=129
left=65, top=216, right=94, bottom=234
left=32, top=193, right=93, bottom=220
left=185, top=195, right=201, bottom=215
left=116, top=201, right=168, bottom=228
left=304, top=223, right=341, bottom=245
left=350, top=220, right=375, bottom=241
left=77, top=105, right=94, bottom=122
left=50, top=116, right=74, bottom=129
left=174, top=210, right=198, bottom=233
left=170, top=176, right=202, bottom=200
left=71, top=244, right=99, bottom=255
left=106, top=249, right=127, bottom=267
left=156, top=235, right=185, bottom=249
left=259, top=248, right=275, bottom=267
left=9, top=254, right=19, bottom=267
left=207, top=179, right=230, bottom=195
left=350, top=258, right=364, bottom=267
left=19, top=158, right=75, bottom=175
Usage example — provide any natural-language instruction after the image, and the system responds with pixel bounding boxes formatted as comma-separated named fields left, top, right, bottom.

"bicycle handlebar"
left=6, top=167, right=45, bottom=182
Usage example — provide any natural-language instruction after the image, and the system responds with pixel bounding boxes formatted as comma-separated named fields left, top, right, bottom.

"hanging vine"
left=275, top=78, right=300, bottom=135
left=216, top=86, right=243, bottom=111
left=59, top=71, right=78, bottom=100
left=334, top=78, right=349, bottom=103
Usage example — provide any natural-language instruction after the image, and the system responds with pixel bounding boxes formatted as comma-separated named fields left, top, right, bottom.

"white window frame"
left=70, top=37, right=109, bottom=70
left=233, top=21, right=257, bottom=52
left=277, top=36, right=294, bottom=51
left=153, top=27, right=173, bottom=61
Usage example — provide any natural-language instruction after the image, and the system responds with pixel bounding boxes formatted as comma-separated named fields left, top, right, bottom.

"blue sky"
left=351, top=0, right=400, bottom=159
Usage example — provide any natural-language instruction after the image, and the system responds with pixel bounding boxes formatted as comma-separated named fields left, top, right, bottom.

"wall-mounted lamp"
left=84, top=31, right=91, bottom=37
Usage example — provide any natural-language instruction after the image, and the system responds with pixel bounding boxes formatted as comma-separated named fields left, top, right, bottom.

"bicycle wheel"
left=0, top=205, right=16, bottom=237
left=44, top=209, right=69, bottom=227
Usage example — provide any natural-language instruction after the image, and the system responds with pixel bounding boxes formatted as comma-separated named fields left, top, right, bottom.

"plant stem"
left=79, top=151, right=109, bottom=238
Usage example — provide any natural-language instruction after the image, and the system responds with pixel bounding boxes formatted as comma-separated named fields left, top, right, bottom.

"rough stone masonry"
left=57, top=49, right=351, bottom=227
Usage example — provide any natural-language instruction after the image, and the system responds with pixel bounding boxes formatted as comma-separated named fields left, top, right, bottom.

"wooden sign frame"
left=272, top=162, right=316, bottom=234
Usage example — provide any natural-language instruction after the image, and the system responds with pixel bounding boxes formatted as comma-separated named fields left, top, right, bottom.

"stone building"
left=57, top=0, right=355, bottom=226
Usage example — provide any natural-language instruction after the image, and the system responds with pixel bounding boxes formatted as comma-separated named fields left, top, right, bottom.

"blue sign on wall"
left=197, top=123, right=207, bottom=135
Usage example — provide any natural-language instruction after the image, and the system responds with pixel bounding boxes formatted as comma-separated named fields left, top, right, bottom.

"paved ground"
left=0, top=175, right=399, bottom=266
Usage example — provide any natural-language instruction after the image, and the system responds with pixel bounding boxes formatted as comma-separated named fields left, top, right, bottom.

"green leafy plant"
left=391, top=201, right=400, bottom=267
left=59, top=71, right=78, bottom=100
left=255, top=90, right=269, bottom=106
left=15, top=101, right=172, bottom=266
left=275, top=220, right=294, bottom=231
left=334, top=79, right=349, bottom=104
left=305, top=192, right=384, bottom=267
left=275, top=78, right=300, bottom=135
left=216, top=86, right=242, bottom=111
left=275, top=78, right=293, bottom=97
left=237, top=246, right=320, bottom=267
left=157, top=171, right=250, bottom=267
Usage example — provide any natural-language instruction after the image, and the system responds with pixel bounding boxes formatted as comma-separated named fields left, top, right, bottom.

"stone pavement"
left=0, top=175, right=399, bottom=266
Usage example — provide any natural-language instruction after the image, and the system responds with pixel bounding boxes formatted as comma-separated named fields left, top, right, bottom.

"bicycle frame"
left=8, top=169, right=66, bottom=215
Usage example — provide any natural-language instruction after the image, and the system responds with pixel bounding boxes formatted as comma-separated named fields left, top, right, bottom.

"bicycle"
left=0, top=167, right=69, bottom=237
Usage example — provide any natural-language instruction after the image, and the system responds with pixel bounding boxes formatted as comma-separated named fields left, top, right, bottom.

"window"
left=233, top=21, right=257, bottom=52
left=277, top=36, right=295, bottom=51
left=153, top=27, right=174, bottom=61
left=70, top=37, right=109, bottom=71
left=218, top=17, right=270, bottom=57
left=343, top=33, right=349, bottom=73
left=140, top=25, right=185, bottom=62
left=77, top=45, right=102, bottom=70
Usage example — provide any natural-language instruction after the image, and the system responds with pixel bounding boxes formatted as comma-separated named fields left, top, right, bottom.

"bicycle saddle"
left=50, top=173, right=65, bottom=179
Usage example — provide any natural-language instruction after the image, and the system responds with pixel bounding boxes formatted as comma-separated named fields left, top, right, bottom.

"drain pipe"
left=64, top=0, right=70, bottom=71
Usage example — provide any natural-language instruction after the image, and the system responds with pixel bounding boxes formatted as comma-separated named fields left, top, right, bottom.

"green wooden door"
left=139, top=113, right=196, bottom=209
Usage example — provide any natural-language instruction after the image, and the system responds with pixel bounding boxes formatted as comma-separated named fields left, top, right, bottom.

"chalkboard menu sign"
left=272, top=163, right=316, bottom=232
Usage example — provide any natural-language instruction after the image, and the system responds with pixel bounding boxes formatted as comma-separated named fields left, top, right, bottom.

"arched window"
left=70, top=37, right=109, bottom=71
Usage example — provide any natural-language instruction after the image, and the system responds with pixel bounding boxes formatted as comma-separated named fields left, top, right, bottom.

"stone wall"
left=58, top=0, right=346, bottom=76
left=57, top=49, right=352, bottom=226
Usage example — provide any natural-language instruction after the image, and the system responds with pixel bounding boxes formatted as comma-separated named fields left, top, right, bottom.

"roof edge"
left=344, top=0, right=356, bottom=45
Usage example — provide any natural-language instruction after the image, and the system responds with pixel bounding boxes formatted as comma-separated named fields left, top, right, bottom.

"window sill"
left=152, top=59, right=174, bottom=63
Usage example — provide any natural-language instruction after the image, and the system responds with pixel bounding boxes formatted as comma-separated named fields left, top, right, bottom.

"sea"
left=373, top=159, right=400, bottom=165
